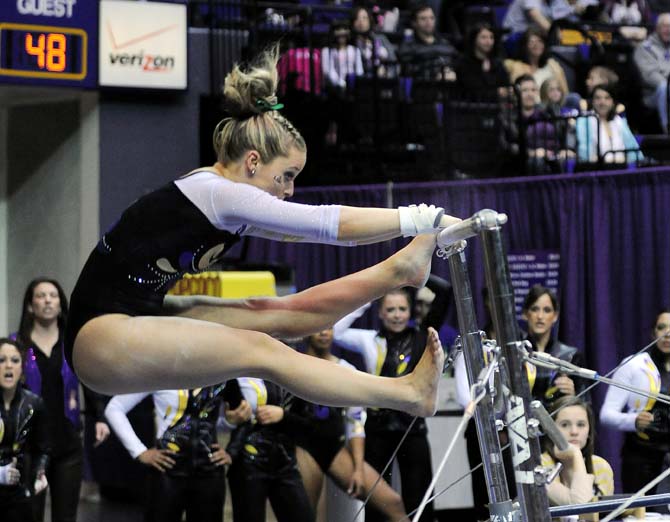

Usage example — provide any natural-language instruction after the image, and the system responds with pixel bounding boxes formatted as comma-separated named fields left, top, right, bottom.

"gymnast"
left=64, top=45, right=457, bottom=416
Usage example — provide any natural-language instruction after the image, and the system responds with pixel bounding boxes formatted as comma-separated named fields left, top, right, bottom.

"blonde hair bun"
left=223, top=45, right=280, bottom=118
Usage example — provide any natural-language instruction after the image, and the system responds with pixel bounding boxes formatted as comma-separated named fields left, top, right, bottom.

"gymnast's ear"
left=244, top=150, right=261, bottom=176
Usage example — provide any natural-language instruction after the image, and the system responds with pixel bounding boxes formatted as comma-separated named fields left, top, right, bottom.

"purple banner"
left=504, top=250, right=560, bottom=319
left=0, top=1, right=98, bottom=88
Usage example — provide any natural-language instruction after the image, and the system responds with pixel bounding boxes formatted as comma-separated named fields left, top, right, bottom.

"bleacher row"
left=186, top=0, right=670, bottom=182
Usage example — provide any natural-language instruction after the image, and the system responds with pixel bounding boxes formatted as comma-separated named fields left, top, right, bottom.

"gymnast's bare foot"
left=405, top=327, right=444, bottom=417
left=391, top=234, right=438, bottom=288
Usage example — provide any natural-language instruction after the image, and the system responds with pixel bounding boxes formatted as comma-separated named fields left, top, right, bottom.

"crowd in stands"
left=232, top=0, right=670, bottom=177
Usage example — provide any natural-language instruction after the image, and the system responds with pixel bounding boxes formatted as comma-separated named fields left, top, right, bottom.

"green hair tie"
left=256, top=98, right=284, bottom=112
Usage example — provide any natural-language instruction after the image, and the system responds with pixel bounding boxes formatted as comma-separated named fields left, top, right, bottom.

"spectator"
left=505, top=28, right=570, bottom=101
left=398, top=3, right=459, bottom=81
left=602, top=0, right=652, bottom=23
left=14, top=278, right=110, bottom=522
left=633, top=13, right=670, bottom=132
left=542, top=396, right=614, bottom=509
left=351, top=6, right=397, bottom=78
left=551, top=0, right=601, bottom=24
left=503, top=0, right=555, bottom=38
left=226, top=378, right=315, bottom=522
left=322, top=19, right=364, bottom=93
left=584, top=65, right=619, bottom=97
left=333, top=291, right=441, bottom=522
left=105, top=385, right=245, bottom=522
left=508, top=75, right=565, bottom=174
left=601, top=0, right=652, bottom=42
left=541, top=77, right=577, bottom=154
left=0, top=338, right=49, bottom=522
left=576, top=84, right=643, bottom=166
left=522, top=284, right=588, bottom=407
left=322, top=19, right=364, bottom=146
left=541, top=77, right=569, bottom=113
left=455, top=22, right=510, bottom=97
left=293, top=329, right=407, bottom=521
left=600, top=308, right=670, bottom=496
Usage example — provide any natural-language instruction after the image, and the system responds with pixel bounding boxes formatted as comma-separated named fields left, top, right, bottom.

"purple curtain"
left=245, top=166, right=670, bottom=490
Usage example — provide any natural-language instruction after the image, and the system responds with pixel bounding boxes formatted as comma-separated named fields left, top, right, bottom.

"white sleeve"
left=237, top=378, right=265, bottom=415
left=332, top=304, right=372, bottom=339
left=600, top=363, right=637, bottom=432
left=333, top=306, right=378, bottom=374
left=105, top=393, right=152, bottom=460
left=217, top=402, right=236, bottom=432
left=454, top=355, right=472, bottom=409
left=175, top=173, right=350, bottom=245
left=345, top=406, right=367, bottom=440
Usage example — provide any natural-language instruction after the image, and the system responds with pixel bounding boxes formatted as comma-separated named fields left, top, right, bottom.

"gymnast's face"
left=654, top=312, right=670, bottom=353
left=523, top=293, right=558, bottom=338
left=379, top=293, right=411, bottom=333
left=0, top=343, right=22, bottom=392
left=250, top=146, right=306, bottom=200
left=30, top=282, right=61, bottom=324
left=555, top=405, right=589, bottom=450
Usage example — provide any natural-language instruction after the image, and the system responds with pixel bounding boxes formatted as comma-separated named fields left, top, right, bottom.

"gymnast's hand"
left=635, top=411, right=654, bottom=431
left=224, top=400, right=252, bottom=426
left=347, top=467, right=365, bottom=497
left=138, top=448, right=176, bottom=473
left=209, top=443, right=232, bottom=467
left=256, top=405, right=284, bottom=425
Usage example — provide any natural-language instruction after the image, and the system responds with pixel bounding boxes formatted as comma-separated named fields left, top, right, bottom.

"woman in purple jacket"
left=14, top=278, right=109, bottom=522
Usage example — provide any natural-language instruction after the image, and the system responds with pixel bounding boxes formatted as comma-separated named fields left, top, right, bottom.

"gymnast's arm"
left=599, top=361, right=638, bottom=432
left=175, top=173, right=458, bottom=245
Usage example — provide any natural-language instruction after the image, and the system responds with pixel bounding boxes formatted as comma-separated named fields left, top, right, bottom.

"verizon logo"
left=108, top=51, right=175, bottom=72
left=106, top=21, right=177, bottom=71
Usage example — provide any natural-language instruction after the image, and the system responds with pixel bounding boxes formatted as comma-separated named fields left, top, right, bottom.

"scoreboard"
left=0, top=1, right=97, bottom=88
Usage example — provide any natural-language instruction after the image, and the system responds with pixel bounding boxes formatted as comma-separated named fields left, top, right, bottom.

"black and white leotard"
left=65, top=170, right=345, bottom=364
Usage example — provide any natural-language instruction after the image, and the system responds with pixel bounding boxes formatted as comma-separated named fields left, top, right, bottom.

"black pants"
left=364, top=431, right=434, bottom=522
left=1, top=488, right=33, bottom=522
left=145, top=469, right=225, bottom=522
left=227, top=451, right=314, bottom=522
left=33, top=444, right=83, bottom=522
left=621, top=436, right=668, bottom=494
left=465, top=422, right=517, bottom=521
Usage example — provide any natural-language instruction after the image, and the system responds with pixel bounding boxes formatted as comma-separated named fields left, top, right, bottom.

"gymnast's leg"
left=73, top=313, right=444, bottom=417
left=163, top=234, right=437, bottom=339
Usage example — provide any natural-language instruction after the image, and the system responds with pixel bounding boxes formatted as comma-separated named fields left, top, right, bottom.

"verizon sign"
left=99, top=0, right=187, bottom=89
